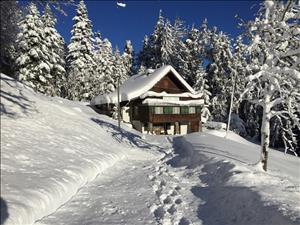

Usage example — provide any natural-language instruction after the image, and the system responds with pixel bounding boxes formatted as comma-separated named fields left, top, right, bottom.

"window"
left=189, top=107, right=196, bottom=114
left=163, top=106, right=173, bottom=114
left=154, top=106, right=163, bottom=114
left=181, top=106, right=189, bottom=114
left=196, top=106, right=202, bottom=114
left=173, top=107, right=180, bottom=114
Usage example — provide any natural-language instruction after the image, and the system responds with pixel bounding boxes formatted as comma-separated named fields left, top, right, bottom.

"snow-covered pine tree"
left=170, top=17, right=188, bottom=78
left=113, top=47, right=128, bottom=85
left=42, top=4, right=66, bottom=97
left=206, top=29, right=234, bottom=122
left=66, top=0, right=96, bottom=101
left=160, top=19, right=175, bottom=66
left=180, top=19, right=211, bottom=87
left=183, top=26, right=201, bottom=85
left=98, top=38, right=115, bottom=94
left=0, top=0, right=21, bottom=76
left=241, top=0, right=300, bottom=170
left=137, top=35, right=152, bottom=70
left=15, top=2, right=54, bottom=94
left=228, top=35, right=255, bottom=136
left=193, top=66, right=211, bottom=104
left=123, top=40, right=135, bottom=76
left=149, top=9, right=165, bottom=68
left=90, top=32, right=104, bottom=98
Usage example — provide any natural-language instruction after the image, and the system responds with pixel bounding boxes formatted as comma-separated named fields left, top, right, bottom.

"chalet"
left=91, top=65, right=204, bottom=135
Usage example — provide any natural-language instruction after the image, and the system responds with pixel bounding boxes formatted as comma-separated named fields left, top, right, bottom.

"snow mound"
left=0, top=74, right=157, bottom=225
left=181, top=132, right=300, bottom=221
left=204, top=129, right=253, bottom=146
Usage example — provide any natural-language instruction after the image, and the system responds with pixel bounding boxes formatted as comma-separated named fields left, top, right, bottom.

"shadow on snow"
left=0, top=197, right=9, bottom=225
left=0, top=75, right=36, bottom=117
left=168, top=136, right=299, bottom=225
left=90, top=117, right=165, bottom=153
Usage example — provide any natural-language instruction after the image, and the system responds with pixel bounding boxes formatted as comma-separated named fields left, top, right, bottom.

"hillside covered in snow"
left=0, top=74, right=161, bottom=225
left=1, top=73, right=300, bottom=225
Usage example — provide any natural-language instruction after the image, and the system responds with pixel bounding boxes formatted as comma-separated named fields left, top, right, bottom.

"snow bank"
left=0, top=74, right=151, bottom=225
left=182, top=131, right=300, bottom=221
left=205, top=121, right=227, bottom=130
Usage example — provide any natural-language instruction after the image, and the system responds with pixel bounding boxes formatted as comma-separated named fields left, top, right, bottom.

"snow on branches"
left=241, top=0, right=300, bottom=169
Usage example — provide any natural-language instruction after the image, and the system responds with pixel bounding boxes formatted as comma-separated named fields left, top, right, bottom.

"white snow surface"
left=0, top=74, right=159, bottom=225
left=142, top=98, right=204, bottom=106
left=91, top=65, right=196, bottom=105
left=180, top=130, right=300, bottom=221
left=1, top=73, right=300, bottom=225
left=140, top=91, right=203, bottom=99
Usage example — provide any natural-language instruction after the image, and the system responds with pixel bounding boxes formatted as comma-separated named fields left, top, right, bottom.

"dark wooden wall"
left=150, top=72, right=188, bottom=93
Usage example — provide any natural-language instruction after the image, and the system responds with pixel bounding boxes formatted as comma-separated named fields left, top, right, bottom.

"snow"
left=0, top=74, right=159, bottom=225
left=180, top=131, right=300, bottom=221
left=142, top=98, right=204, bottom=106
left=91, top=65, right=197, bottom=105
left=140, top=91, right=203, bottom=99
left=2, top=73, right=299, bottom=225
left=205, top=121, right=227, bottom=130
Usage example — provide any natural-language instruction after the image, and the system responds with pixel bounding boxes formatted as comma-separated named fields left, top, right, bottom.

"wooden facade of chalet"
left=92, top=66, right=203, bottom=135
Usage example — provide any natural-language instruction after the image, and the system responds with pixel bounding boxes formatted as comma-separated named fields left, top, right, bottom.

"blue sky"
left=27, top=0, right=262, bottom=52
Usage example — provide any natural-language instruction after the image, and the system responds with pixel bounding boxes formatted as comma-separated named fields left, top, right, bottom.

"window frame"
left=189, top=106, right=196, bottom=114
left=154, top=106, right=164, bottom=114
left=173, top=106, right=180, bottom=114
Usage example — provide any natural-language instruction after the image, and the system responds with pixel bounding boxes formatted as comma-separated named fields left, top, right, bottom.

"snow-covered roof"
left=91, top=65, right=198, bottom=105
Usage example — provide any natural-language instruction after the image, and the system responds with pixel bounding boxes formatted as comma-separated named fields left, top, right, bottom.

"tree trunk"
left=261, top=96, right=271, bottom=171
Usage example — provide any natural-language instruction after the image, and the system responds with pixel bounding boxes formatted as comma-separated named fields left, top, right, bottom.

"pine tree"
left=66, top=0, right=96, bottom=101
left=180, top=19, right=211, bottom=86
left=113, top=47, right=128, bottom=85
left=149, top=9, right=165, bottom=68
left=206, top=29, right=234, bottom=122
left=123, top=40, right=134, bottom=76
left=89, top=32, right=103, bottom=97
left=138, top=35, right=152, bottom=70
left=42, top=4, right=66, bottom=96
left=160, top=19, right=175, bottom=66
left=0, top=0, right=21, bottom=76
left=207, top=28, right=233, bottom=122
left=171, top=18, right=188, bottom=80
left=183, top=26, right=201, bottom=85
left=241, top=0, right=300, bottom=170
left=98, top=38, right=115, bottom=94
left=15, top=3, right=53, bottom=94
left=193, top=66, right=211, bottom=105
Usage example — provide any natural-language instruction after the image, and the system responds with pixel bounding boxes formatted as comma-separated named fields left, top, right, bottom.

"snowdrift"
left=180, top=131, right=300, bottom=221
left=0, top=74, right=156, bottom=225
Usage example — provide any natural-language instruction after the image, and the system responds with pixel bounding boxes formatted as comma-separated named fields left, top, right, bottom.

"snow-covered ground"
left=1, top=74, right=299, bottom=225
left=171, top=131, right=300, bottom=224
left=0, top=74, right=160, bottom=225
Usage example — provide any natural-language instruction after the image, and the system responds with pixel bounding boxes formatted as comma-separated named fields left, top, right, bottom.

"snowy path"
left=34, top=137, right=200, bottom=225
left=2, top=74, right=299, bottom=225
left=35, top=157, right=157, bottom=225
left=33, top=136, right=299, bottom=225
